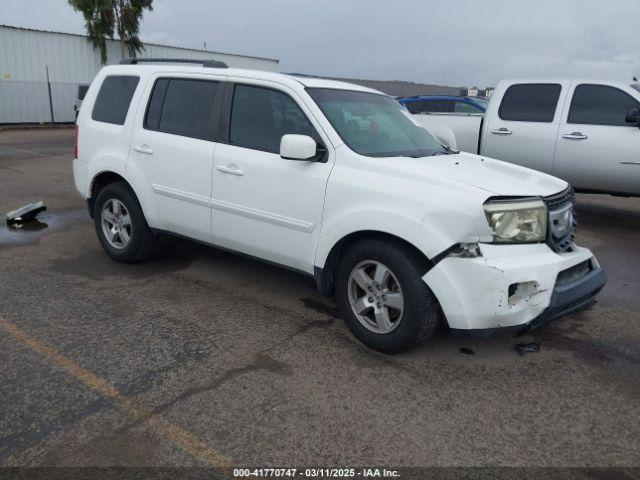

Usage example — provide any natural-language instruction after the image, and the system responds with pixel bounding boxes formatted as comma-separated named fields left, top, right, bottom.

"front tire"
left=335, top=239, right=440, bottom=353
left=93, top=182, right=155, bottom=263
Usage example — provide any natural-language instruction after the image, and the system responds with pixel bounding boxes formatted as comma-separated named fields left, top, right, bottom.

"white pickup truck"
left=411, top=80, right=640, bottom=196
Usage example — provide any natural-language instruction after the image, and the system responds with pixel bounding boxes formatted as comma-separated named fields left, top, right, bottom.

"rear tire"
left=93, top=182, right=155, bottom=263
left=335, top=239, right=440, bottom=353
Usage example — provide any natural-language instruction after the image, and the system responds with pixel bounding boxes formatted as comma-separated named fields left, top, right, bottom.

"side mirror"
left=625, top=107, right=640, bottom=126
left=280, top=134, right=318, bottom=160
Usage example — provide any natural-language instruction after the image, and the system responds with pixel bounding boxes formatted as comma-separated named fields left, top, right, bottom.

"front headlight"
left=484, top=199, right=547, bottom=243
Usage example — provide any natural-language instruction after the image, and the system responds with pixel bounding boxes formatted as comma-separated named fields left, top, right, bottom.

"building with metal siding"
left=0, top=24, right=279, bottom=124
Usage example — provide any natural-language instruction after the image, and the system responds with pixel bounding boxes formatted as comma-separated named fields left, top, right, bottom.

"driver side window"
left=229, top=85, right=315, bottom=154
left=568, top=84, right=640, bottom=127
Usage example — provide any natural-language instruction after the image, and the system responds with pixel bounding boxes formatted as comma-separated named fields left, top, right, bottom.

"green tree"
left=68, top=0, right=154, bottom=64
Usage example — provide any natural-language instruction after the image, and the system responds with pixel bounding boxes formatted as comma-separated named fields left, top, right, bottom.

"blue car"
left=398, top=96, right=487, bottom=115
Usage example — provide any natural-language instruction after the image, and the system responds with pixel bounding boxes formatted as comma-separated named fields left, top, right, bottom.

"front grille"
left=544, top=187, right=575, bottom=210
left=543, top=187, right=577, bottom=253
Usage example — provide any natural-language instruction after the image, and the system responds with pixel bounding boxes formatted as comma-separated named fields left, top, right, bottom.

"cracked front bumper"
left=423, top=243, right=605, bottom=332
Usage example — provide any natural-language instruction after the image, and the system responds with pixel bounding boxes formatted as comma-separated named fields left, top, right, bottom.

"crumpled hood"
left=381, top=151, right=568, bottom=197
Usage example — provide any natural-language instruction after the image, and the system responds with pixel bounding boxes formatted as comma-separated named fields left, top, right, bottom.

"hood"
left=380, top=152, right=568, bottom=198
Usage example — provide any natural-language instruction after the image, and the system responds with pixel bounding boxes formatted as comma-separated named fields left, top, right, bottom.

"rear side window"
left=454, top=101, right=483, bottom=113
left=145, top=78, right=219, bottom=140
left=229, top=85, right=315, bottom=153
left=92, top=75, right=139, bottom=125
left=498, top=84, right=561, bottom=123
left=568, top=84, right=640, bottom=126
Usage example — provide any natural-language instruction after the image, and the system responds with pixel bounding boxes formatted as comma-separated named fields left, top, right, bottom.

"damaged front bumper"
left=423, top=243, right=606, bottom=334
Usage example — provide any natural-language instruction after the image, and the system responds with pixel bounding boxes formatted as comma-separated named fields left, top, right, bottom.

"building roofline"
left=0, top=23, right=279, bottom=63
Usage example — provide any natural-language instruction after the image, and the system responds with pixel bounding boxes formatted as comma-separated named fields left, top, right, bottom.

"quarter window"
left=568, top=84, right=640, bottom=126
left=92, top=75, right=139, bottom=125
left=229, top=85, right=315, bottom=153
left=498, top=84, right=561, bottom=123
left=144, top=78, right=219, bottom=140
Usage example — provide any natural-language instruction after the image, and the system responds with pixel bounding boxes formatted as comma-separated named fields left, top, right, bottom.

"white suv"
left=73, top=59, right=606, bottom=353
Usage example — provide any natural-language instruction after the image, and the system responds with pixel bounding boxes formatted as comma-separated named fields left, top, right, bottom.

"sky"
left=3, top=0, right=640, bottom=87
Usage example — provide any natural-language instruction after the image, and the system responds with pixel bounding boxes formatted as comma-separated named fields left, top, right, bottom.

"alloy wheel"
left=101, top=198, right=132, bottom=249
left=347, top=260, right=404, bottom=334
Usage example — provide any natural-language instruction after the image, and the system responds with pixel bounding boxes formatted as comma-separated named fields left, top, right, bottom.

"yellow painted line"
left=0, top=315, right=232, bottom=469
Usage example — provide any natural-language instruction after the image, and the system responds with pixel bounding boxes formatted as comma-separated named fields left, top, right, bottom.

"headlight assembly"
left=484, top=199, right=547, bottom=243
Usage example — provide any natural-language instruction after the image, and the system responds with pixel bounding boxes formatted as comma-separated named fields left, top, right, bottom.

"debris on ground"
left=459, top=347, right=476, bottom=355
left=516, top=341, right=541, bottom=355
left=5, top=201, right=47, bottom=224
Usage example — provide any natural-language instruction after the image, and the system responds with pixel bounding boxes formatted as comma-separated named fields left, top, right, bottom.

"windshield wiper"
left=431, top=145, right=460, bottom=156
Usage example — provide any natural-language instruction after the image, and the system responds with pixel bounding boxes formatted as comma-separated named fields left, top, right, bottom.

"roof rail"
left=119, top=58, right=228, bottom=68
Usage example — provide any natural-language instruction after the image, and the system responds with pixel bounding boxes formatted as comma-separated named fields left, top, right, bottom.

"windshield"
left=307, top=88, right=446, bottom=158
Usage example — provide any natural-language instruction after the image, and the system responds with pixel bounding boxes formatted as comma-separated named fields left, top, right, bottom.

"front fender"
left=315, top=209, right=473, bottom=269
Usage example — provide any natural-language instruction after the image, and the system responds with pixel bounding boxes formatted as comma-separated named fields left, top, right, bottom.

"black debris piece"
left=459, top=347, right=475, bottom=355
left=5, top=202, right=47, bottom=224
left=516, top=341, right=541, bottom=355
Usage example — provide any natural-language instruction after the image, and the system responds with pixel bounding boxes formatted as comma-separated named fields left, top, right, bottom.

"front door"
left=129, top=75, right=222, bottom=242
left=554, top=82, right=640, bottom=195
left=211, top=83, right=333, bottom=273
left=482, top=82, right=568, bottom=174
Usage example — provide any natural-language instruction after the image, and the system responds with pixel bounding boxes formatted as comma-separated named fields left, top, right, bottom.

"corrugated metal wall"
left=0, top=25, right=279, bottom=124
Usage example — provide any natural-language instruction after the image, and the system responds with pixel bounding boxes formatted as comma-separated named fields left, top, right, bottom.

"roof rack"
left=119, top=58, right=228, bottom=68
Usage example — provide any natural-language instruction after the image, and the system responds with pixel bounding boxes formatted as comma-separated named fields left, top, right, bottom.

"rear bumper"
left=72, top=158, right=90, bottom=199
left=423, top=243, right=605, bottom=332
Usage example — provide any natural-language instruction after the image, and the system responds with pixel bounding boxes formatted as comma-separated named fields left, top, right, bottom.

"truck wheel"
left=335, top=239, right=440, bottom=353
left=93, top=182, right=155, bottom=263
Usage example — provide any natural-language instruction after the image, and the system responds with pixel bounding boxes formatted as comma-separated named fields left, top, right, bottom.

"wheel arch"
left=88, top=171, right=135, bottom=218
left=314, top=230, right=432, bottom=296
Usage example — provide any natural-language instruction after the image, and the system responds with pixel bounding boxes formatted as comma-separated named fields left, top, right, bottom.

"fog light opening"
left=447, top=243, right=482, bottom=259
left=508, top=281, right=539, bottom=306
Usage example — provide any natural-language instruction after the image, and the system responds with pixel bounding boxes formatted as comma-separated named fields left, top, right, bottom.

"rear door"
left=553, top=82, right=640, bottom=194
left=211, top=81, right=333, bottom=273
left=129, top=74, right=222, bottom=242
left=482, top=82, right=569, bottom=174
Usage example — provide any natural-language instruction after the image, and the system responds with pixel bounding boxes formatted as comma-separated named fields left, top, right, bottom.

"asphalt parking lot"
left=1, top=127, right=639, bottom=470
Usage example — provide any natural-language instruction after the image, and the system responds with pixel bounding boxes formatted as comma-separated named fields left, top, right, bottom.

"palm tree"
left=68, top=0, right=154, bottom=64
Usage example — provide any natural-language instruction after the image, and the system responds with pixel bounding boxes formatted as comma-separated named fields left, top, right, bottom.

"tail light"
left=74, top=125, right=78, bottom=160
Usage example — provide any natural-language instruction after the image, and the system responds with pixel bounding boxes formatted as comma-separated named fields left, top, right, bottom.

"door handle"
left=216, top=165, right=244, bottom=176
left=133, top=145, right=154, bottom=155
left=562, top=132, right=588, bottom=140
left=490, top=128, right=513, bottom=135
